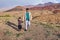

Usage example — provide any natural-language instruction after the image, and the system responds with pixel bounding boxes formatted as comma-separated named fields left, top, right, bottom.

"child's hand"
left=22, top=21, right=23, bottom=23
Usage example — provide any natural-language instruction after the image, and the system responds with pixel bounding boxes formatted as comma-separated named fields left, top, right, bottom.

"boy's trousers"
left=25, top=20, right=30, bottom=30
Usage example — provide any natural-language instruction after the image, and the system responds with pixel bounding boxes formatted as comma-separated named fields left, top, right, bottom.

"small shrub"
left=40, top=22, right=54, bottom=29
left=39, top=22, right=45, bottom=26
left=45, top=30, right=51, bottom=38
left=0, top=14, right=11, bottom=17
left=4, top=30, right=12, bottom=36
left=16, top=33, right=24, bottom=37
left=4, top=14, right=11, bottom=17
left=28, top=30, right=32, bottom=32
left=56, top=25, right=60, bottom=28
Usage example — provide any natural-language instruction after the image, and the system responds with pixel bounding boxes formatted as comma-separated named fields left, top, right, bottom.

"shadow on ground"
left=5, top=21, right=19, bottom=31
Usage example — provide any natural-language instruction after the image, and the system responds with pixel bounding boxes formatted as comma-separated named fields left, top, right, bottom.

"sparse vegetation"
left=0, top=14, right=11, bottom=17
left=0, top=10, right=60, bottom=40
left=56, top=25, right=60, bottom=28
left=16, top=33, right=24, bottom=37
left=4, top=30, right=13, bottom=36
left=45, top=30, right=51, bottom=38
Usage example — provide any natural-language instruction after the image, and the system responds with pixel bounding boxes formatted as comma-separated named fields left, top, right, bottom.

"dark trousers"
left=18, top=25, right=22, bottom=30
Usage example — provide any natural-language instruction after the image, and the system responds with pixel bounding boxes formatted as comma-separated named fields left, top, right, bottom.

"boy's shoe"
left=24, top=29, right=27, bottom=31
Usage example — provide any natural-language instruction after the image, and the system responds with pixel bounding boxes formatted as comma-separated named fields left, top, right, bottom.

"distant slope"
left=5, top=6, right=26, bottom=12
left=24, top=5, right=34, bottom=8
left=30, top=2, right=60, bottom=10
left=5, top=2, right=60, bottom=12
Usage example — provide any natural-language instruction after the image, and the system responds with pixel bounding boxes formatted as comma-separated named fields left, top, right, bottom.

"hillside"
left=30, top=3, right=60, bottom=10
left=5, top=6, right=25, bottom=12
left=0, top=10, right=60, bottom=40
left=4, top=2, right=60, bottom=12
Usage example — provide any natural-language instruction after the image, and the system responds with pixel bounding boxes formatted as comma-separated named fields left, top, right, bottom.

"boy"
left=18, top=17, right=23, bottom=31
left=24, top=8, right=32, bottom=31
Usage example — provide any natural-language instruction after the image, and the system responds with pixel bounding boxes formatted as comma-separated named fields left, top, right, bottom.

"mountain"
left=30, top=2, right=60, bottom=10
left=5, top=6, right=25, bottom=12
left=43, top=3, right=60, bottom=10
left=44, top=2, right=54, bottom=6
left=5, top=5, right=35, bottom=12
left=30, top=2, right=54, bottom=10
left=34, top=2, right=54, bottom=7
left=5, top=2, right=60, bottom=12
left=24, top=5, right=35, bottom=8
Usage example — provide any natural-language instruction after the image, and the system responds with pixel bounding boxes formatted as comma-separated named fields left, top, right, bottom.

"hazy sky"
left=0, top=0, right=60, bottom=11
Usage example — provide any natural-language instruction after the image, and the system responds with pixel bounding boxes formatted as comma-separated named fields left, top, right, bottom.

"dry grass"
left=0, top=10, right=60, bottom=40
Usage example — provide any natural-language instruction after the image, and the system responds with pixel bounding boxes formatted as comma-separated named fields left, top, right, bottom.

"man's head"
left=26, top=8, right=29, bottom=12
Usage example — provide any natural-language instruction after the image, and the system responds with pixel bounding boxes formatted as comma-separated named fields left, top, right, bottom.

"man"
left=23, top=8, right=32, bottom=31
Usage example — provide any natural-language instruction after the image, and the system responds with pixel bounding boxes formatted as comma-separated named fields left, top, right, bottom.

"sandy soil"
left=0, top=10, right=60, bottom=40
